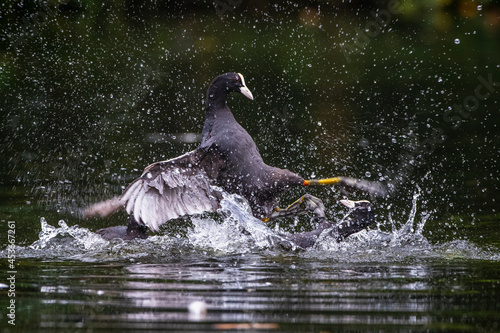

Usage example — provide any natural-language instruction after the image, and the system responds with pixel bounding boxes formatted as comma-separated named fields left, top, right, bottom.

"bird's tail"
left=81, top=197, right=124, bottom=218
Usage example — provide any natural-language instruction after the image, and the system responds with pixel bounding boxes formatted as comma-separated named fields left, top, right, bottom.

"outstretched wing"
left=120, top=147, right=224, bottom=232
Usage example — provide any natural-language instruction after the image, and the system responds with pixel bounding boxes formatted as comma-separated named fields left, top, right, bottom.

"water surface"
left=2, top=193, right=500, bottom=332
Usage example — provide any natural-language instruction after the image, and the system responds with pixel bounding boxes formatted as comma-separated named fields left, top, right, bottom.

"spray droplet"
left=454, top=39, right=460, bottom=44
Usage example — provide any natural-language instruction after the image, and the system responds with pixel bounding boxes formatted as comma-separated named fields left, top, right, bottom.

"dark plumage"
left=85, top=73, right=378, bottom=243
left=277, top=200, right=376, bottom=249
left=201, top=73, right=304, bottom=218
left=97, top=217, right=149, bottom=240
left=86, top=73, right=303, bottom=236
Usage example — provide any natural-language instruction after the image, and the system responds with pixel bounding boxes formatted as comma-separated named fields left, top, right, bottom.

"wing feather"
left=121, top=147, right=223, bottom=232
left=123, top=180, right=141, bottom=212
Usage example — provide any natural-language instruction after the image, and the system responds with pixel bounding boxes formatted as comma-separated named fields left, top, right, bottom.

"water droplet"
left=454, top=39, right=460, bottom=44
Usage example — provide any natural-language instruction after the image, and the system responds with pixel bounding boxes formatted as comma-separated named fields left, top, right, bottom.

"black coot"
left=276, top=200, right=375, bottom=250
left=84, top=73, right=379, bottom=243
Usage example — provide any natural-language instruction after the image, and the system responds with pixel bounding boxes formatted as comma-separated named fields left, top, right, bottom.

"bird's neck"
left=205, top=83, right=229, bottom=115
left=201, top=86, right=235, bottom=145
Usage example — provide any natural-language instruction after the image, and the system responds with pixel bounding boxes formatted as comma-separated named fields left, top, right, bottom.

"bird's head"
left=211, top=72, right=254, bottom=100
left=339, top=199, right=375, bottom=226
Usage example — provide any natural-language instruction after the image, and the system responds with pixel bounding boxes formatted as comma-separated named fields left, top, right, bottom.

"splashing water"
left=8, top=188, right=496, bottom=262
left=189, top=192, right=290, bottom=253
left=30, top=218, right=108, bottom=251
left=389, top=186, right=429, bottom=245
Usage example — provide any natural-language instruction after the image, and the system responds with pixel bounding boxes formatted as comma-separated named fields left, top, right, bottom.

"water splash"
left=189, top=192, right=283, bottom=253
left=7, top=188, right=498, bottom=262
left=308, top=187, right=500, bottom=262
left=312, top=187, right=431, bottom=257
left=363, top=186, right=430, bottom=247
left=30, top=217, right=108, bottom=251
left=219, top=192, right=276, bottom=248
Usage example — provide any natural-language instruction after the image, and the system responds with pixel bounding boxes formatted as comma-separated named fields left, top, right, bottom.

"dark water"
left=1, top=1, right=500, bottom=332
left=2, top=193, right=500, bottom=332
left=5, top=253, right=500, bottom=332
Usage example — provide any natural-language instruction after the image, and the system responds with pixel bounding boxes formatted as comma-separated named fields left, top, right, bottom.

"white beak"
left=239, top=85, right=254, bottom=100
left=340, top=199, right=356, bottom=209
left=237, top=73, right=254, bottom=100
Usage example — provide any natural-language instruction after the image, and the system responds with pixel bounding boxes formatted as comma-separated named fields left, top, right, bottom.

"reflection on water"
left=10, top=253, right=500, bottom=332
left=1, top=191, right=499, bottom=331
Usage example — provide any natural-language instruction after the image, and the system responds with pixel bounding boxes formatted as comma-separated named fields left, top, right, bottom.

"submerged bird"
left=84, top=73, right=381, bottom=242
left=277, top=200, right=375, bottom=250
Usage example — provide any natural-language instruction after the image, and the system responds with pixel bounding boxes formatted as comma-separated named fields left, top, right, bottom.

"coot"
left=84, top=73, right=380, bottom=241
left=276, top=199, right=375, bottom=249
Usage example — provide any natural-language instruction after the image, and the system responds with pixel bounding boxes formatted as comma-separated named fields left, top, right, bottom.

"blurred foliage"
left=0, top=0, right=499, bottom=235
